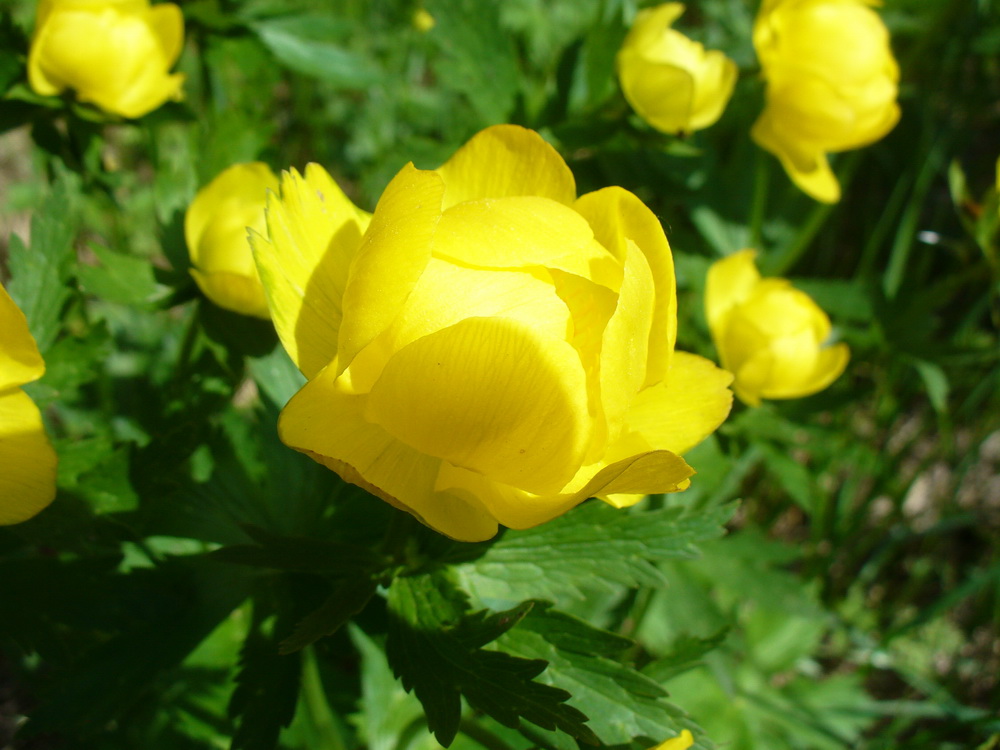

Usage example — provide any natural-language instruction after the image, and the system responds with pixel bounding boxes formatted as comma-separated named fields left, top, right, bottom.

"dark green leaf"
left=279, top=575, right=378, bottom=653
left=211, top=524, right=389, bottom=575
left=386, top=573, right=595, bottom=747
left=641, top=630, right=731, bottom=683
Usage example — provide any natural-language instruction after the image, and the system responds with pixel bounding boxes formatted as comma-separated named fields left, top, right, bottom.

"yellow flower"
left=185, top=162, right=279, bottom=319
left=28, top=0, right=185, bottom=119
left=705, top=249, right=849, bottom=406
left=0, top=283, right=57, bottom=525
left=253, top=125, right=733, bottom=542
left=412, top=8, right=436, bottom=32
left=616, top=3, right=737, bottom=135
left=650, top=730, right=694, bottom=750
left=752, top=0, right=900, bottom=203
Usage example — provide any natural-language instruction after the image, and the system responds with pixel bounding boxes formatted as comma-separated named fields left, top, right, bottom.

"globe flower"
left=186, top=162, right=279, bottom=319
left=616, top=3, right=737, bottom=135
left=752, top=0, right=900, bottom=203
left=28, top=0, right=185, bottom=119
left=0, top=283, right=58, bottom=525
left=253, top=125, right=733, bottom=542
left=705, top=249, right=849, bottom=406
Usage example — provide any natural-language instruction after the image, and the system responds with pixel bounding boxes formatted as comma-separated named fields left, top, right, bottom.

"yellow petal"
left=435, top=124, right=577, bottom=209
left=0, top=283, right=45, bottom=391
left=621, top=351, right=734, bottom=456
left=752, top=112, right=841, bottom=203
left=574, top=187, right=676, bottom=385
left=345, top=258, right=572, bottom=394
left=619, top=57, right=696, bottom=134
left=762, top=341, right=850, bottom=400
left=336, top=164, right=445, bottom=376
left=650, top=730, right=694, bottom=750
left=0, top=389, right=57, bottom=526
left=254, top=163, right=371, bottom=378
left=279, top=365, right=498, bottom=542
left=432, top=196, right=618, bottom=282
left=599, top=239, right=655, bottom=444
left=190, top=270, right=271, bottom=319
left=147, top=2, right=184, bottom=64
left=365, top=317, right=591, bottom=495
left=705, top=249, right=760, bottom=331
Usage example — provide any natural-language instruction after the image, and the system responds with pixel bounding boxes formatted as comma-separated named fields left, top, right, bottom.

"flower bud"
left=617, top=3, right=737, bottom=135
left=752, top=0, right=900, bottom=203
left=0, top=283, right=57, bottom=525
left=185, top=162, right=279, bottom=319
left=706, top=249, right=849, bottom=406
left=28, top=0, right=185, bottom=119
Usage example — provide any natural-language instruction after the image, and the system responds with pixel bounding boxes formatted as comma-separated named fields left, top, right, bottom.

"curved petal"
left=574, top=187, right=676, bottom=385
left=435, top=124, right=577, bottom=209
left=762, top=341, right=849, bottom=400
left=365, top=317, right=591, bottom=495
left=190, top=270, right=271, bottom=319
left=0, top=283, right=45, bottom=391
left=336, top=164, right=444, bottom=376
left=147, top=3, right=184, bottom=64
left=279, top=364, right=497, bottom=541
left=254, top=164, right=371, bottom=378
left=432, top=196, right=618, bottom=282
left=0, top=389, right=57, bottom=526
left=752, top=110, right=840, bottom=204
left=618, top=55, right=695, bottom=134
left=621, top=351, right=734, bottom=456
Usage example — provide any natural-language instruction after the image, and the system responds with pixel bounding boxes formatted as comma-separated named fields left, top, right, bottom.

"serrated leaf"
left=229, top=606, right=303, bottom=750
left=386, top=572, right=596, bottom=747
left=6, top=179, right=76, bottom=352
left=640, top=630, right=730, bottom=683
left=211, top=524, right=389, bottom=575
left=500, top=606, right=710, bottom=748
left=279, top=575, right=377, bottom=654
left=454, top=501, right=734, bottom=607
left=76, top=243, right=163, bottom=307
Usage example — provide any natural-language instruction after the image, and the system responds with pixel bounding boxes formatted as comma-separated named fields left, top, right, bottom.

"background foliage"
left=1, top=0, right=998, bottom=749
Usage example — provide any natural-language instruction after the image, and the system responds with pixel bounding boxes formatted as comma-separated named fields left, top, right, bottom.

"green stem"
left=300, top=647, right=348, bottom=750
left=458, top=719, right=520, bottom=750
left=748, top=150, right=769, bottom=250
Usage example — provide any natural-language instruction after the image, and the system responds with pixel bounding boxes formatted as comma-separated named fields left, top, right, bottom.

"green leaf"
left=641, top=630, right=731, bottom=683
left=386, top=572, right=596, bottom=747
left=210, top=525, right=389, bottom=575
left=425, top=0, right=522, bottom=124
left=454, top=501, right=734, bottom=607
left=229, top=605, right=303, bottom=750
left=279, top=576, right=378, bottom=654
left=6, top=179, right=76, bottom=352
left=500, top=605, right=710, bottom=749
left=250, top=15, right=380, bottom=87
left=913, top=359, right=950, bottom=413
left=76, top=243, right=163, bottom=307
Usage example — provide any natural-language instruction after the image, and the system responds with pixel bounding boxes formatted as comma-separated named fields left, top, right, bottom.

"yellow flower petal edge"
left=261, top=125, right=733, bottom=540
left=649, top=730, right=694, bottom=750
left=0, top=283, right=57, bottom=526
left=706, top=249, right=849, bottom=406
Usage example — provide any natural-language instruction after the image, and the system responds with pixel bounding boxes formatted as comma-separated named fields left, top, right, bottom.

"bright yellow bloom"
left=412, top=8, right=436, bottom=32
left=0, top=283, right=57, bottom=525
left=752, top=0, right=900, bottom=203
left=706, top=249, right=849, bottom=406
left=650, top=730, right=694, bottom=750
left=617, top=3, right=737, bottom=135
left=185, top=162, right=278, bottom=319
left=253, top=125, right=733, bottom=541
left=28, top=0, right=185, bottom=119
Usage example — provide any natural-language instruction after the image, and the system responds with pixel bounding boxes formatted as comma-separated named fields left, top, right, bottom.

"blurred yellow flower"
left=706, top=249, right=849, bottom=406
left=650, top=730, right=694, bottom=750
left=28, top=0, right=185, bottom=119
left=0, top=283, right=57, bottom=525
left=186, top=162, right=279, bottom=319
left=617, top=3, right=737, bottom=135
left=253, top=125, right=733, bottom=541
left=412, top=8, right=436, bottom=32
left=752, top=0, right=900, bottom=203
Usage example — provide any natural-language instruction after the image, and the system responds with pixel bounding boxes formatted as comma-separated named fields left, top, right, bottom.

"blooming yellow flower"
left=650, top=730, right=694, bottom=750
left=617, top=3, right=737, bottom=135
left=0, top=283, right=57, bottom=525
left=253, top=125, right=733, bottom=541
left=705, top=249, right=849, bottom=406
left=185, top=162, right=279, bottom=319
left=412, top=8, right=436, bottom=32
left=28, top=0, right=185, bottom=119
left=752, top=0, right=900, bottom=203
